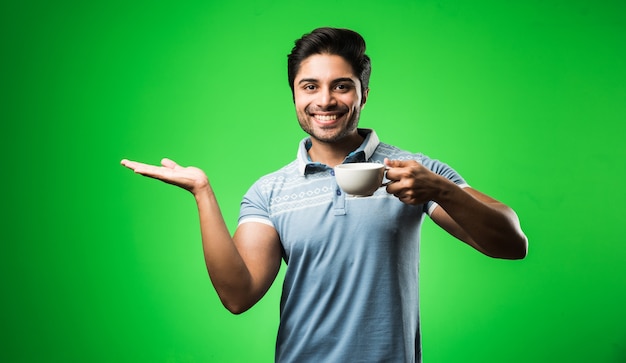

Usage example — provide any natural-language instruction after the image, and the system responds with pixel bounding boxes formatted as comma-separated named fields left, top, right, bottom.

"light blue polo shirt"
left=239, top=129, right=468, bottom=363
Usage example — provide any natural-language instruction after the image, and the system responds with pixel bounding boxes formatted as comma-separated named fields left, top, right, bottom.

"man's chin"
left=299, top=120, right=359, bottom=144
left=310, top=128, right=357, bottom=144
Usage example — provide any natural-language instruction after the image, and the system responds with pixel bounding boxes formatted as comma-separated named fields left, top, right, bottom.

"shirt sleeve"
left=238, top=180, right=275, bottom=228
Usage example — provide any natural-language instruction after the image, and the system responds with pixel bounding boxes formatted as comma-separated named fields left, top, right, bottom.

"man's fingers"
left=384, top=158, right=399, bottom=167
left=121, top=159, right=144, bottom=171
left=133, top=164, right=161, bottom=177
left=120, top=159, right=162, bottom=177
left=384, top=158, right=418, bottom=168
left=121, top=158, right=178, bottom=174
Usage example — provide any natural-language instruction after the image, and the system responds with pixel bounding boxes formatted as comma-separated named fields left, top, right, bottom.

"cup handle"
left=381, top=167, right=395, bottom=187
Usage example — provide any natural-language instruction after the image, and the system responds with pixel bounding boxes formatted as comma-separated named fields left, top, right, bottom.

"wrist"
left=193, top=182, right=213, bottom=201
left=432, top=176, right=462, bottom=205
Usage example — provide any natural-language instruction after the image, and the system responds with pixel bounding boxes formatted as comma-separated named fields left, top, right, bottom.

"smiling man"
left=121, top=27, right=528, bottom=362
left=293, top=53, right=366, bottom=167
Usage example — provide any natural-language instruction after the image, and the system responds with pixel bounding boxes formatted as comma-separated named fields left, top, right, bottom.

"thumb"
left=161, top=158, right=179, bottom=169
left=384, top=158, right=411, bottom=168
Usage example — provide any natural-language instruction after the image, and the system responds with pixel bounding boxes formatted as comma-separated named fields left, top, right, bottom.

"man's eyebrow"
left=298, top=78, right=318, bottom=84
left=297, top=77, right=356, bottom=84
left=333, top=77, right=356, bottom=84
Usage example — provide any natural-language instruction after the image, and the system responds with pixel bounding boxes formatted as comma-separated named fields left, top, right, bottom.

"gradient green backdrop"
left=3, top=0, right=625, bottom=362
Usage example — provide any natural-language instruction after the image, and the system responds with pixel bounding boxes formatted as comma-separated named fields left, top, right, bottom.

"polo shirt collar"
left=297, top=128, right=380, bottom=175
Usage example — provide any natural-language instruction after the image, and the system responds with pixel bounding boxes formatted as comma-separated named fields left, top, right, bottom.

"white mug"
left=334, top=163, right=388, bottom=197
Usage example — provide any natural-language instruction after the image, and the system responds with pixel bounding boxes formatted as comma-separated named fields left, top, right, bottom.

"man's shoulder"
left=375, top=142, right=451, bottom=169
left=373, top=141, right=424, bottom=161
left=249, top=159, right=300, bottom=188
left=263, top=159, right=299, bottom=177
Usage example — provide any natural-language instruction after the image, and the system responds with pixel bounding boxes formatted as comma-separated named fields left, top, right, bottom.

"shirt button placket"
left=331, top=170, right=347, bottom=215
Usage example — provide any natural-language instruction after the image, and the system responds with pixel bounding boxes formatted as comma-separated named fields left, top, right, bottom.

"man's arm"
left=384, top=159, right=528, bottom=259
left=121, top=158, right=282, bottom=313
left=428, top=187, right=528, bottom=259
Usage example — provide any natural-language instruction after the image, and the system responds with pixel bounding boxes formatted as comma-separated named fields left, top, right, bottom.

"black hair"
left=287, top=27, right=371, bottom=96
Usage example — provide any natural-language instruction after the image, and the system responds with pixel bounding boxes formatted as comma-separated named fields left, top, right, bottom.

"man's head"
left=287, top=27, right=371, bottom=97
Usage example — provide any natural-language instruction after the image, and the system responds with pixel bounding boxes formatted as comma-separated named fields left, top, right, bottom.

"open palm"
left=121, top=158, right=208, bottom=195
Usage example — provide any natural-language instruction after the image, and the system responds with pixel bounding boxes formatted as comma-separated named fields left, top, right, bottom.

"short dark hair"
left=287, top=27, right=371, bottom=96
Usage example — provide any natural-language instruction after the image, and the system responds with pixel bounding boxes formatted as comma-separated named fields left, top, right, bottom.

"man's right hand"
left=121, top=157, right=282, bottom=314
left=121, top=158, right=209, bottom=195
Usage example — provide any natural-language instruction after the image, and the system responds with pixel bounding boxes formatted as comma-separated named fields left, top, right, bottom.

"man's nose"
left=315, top=88, right=337, bottom=108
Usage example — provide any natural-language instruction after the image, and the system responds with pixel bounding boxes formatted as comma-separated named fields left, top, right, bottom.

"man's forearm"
left=193, top=188, right=256, bottom=312
left=436, top=183, right=528, bottom=259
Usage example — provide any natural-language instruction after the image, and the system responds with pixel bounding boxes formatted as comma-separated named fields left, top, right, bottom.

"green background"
left=3, top=0, right=625, bottom=362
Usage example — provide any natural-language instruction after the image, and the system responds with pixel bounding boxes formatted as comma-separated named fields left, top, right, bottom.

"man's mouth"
left=314, top=114, right=338, bottom=122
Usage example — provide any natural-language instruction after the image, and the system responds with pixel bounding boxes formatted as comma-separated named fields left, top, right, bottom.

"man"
left=121, top=27, right=527, bottom=362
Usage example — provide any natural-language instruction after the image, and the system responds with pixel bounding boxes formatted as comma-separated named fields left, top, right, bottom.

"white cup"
left=334, top=163, right=387, bottom=197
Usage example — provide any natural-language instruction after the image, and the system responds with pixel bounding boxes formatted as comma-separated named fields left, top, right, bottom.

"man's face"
left=293, top=53, right=368, bottom=144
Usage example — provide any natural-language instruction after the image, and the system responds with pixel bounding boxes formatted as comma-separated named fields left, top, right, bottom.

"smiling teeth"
left=315, top=115, right=337, bottom=121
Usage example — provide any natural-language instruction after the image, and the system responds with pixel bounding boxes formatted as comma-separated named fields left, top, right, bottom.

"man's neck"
left=307, top=132, right=364, bottom=167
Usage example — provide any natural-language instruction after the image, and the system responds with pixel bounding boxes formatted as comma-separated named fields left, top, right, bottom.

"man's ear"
left=361, top=88, right=370, bottom=108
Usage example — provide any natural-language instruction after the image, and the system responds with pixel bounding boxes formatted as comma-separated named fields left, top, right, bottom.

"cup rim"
left=334, top=162, right=384, bottom=170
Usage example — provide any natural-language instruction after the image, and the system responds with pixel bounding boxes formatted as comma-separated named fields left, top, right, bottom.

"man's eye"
left=304, top=85, right=316, bottom=90
left=335, top=84, right=351, bottom=91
